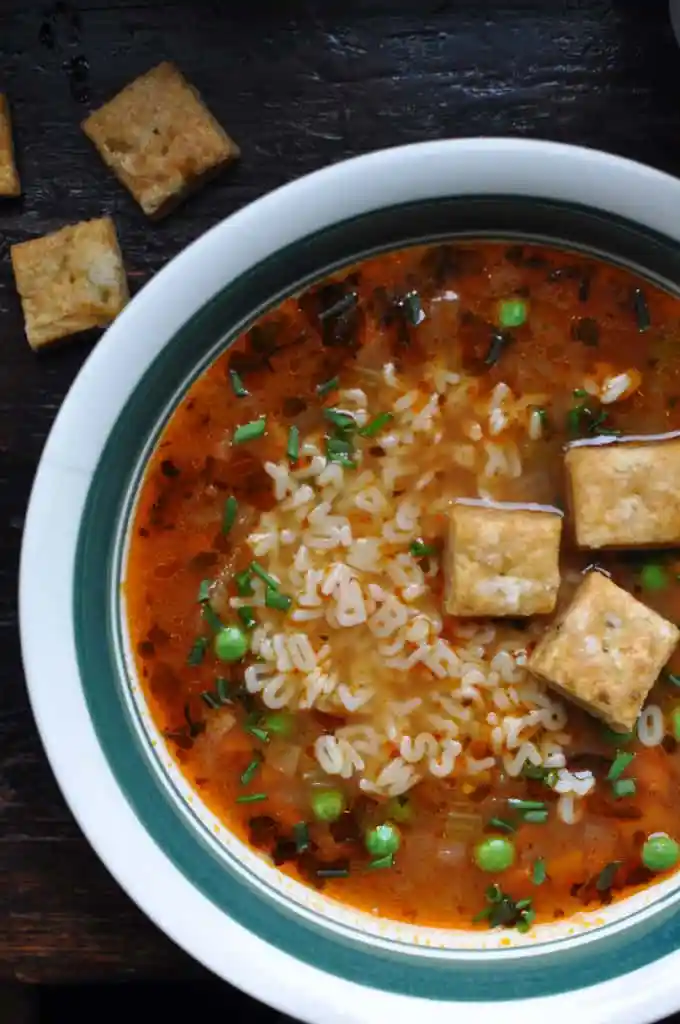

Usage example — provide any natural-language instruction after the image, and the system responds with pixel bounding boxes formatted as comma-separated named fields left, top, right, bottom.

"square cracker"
left=82, top=62, right=240, bottom=218
left=11, top=217, right=129, bottom=350
left=0, top=95, right=20, bottom=196
left=444, top=501, right=562, bottom=617
left=566, top=438, right=680, bottom=549
left=528, top=571, right=678, bottom=732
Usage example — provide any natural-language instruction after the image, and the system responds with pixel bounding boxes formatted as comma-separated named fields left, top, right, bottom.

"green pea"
left=365, top=822, right=401, bottom=858
left=263, top=711, right=295, bottom=738
left=213, top=624, right=248, bottom=663
left=385, top=796, right=412, bottom=824
left=640, top=564, right=668, bottom=591
left=498, top=298, right=528, bottom=328
left=311, top=789, right=346, bottom=823
left=642, top=834, right=680, bottom=873
left=473, top=836, right=515, bottom=873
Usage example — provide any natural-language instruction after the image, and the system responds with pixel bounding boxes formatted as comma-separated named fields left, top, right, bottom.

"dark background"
left=2, top=0, right=680, bottom=1020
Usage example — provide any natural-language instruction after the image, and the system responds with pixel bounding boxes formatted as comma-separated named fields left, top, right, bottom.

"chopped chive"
left=410, top=539, right=438, bottom=558
left=245, top=725, right=270, bottom=744
left=369, top=854, right=395, bottom=869
left=613, top=778, right=636, bottom=799
left=672, top=708, right=680, bottom=741
left=601, top=725, right=634, bottom=745
left=216, top=677, right=231, bottom=704
left=287, top=425, right=300, bottom=463
left=293, top=821, right=310, bottom=853
left=184, top=702, right=203, bottom=737
left=401, top=290, right=425, bottom=326
left=508, top=799, right=546, bottom=811
left=596, top=860, right=622, bottom=892
left=202, top=603, right=222, bottom=633
left=235, top=569, right=254, bottom=596
left=187, top=636, right=208, bottom=666
left=222, top=495, right=238, bottom=535
left=251, top=561, right=279, bottom=589
left=532, top=858, right=547, bottom=885
left=236, top=793, right=268, bottom=804
left=516, top=907, right=536, bottom=933
left=237, top=606, right=257, bottom=630
left=607, top=751, right=635, bottom=781
left=229, top=368, right=249, bottom=397
left=323, top=408, right=356, bottom=430
left=316, top=376, right=339, bottom=398
left=521, top=762, right=559, bottom=787
left=573, top=387, right=588, bottom=398
left=319, top=293, right=357, bottom=321
left=359, top=412, right=394, bottom=438
left=316, top=867, right=350, bottom=878
left=488, top=817, right=516, bottom=834
left=197, top=579, right=211, bottom=603
left=522, top=810, right=549, bottom=824
left=640, top=564, right=668, bottom=591
left=327, top=451, right=357, bottom=468
left=472, top=906, right=493, bottom=923
left=515, top=898, right=532, bottom=911
left=633, top=288, right=650, bottom=332
left=233, top=418, right=266, bottom=444
left=240, top=757, right=262, bottom=786
left=485, top=328, right=510, bottom=366
left=201, top=690, right=220, bottom=710
left=265, top=588, right=292, bottom=612
left=486, top=884, right=504, bottom=903
left=326, top=437, right=353, bottom=456
left=667, top=673, right=680, bottom=688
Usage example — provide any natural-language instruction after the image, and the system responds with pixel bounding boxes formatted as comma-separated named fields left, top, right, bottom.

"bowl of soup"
left=20, top=138, right=680, bottom=1024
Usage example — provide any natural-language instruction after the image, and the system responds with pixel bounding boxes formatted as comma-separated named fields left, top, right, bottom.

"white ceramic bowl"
left=20, top=138, right=680, bottom=1024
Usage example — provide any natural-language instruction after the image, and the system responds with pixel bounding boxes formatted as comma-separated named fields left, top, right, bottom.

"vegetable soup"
left=126, top=241, right=680, bottom=933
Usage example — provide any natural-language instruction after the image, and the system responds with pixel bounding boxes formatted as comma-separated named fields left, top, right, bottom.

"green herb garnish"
left=607, top=751, right=635, bottom=781
left=488, top=817, right=516, bottom=834
left=251, top=561, right=279, bottom=589
left=498, top=297, right=527, bottom=328
left=197, top=579, right=211, bottom=603
left=265, top=588, right=292, bottom=612
left=229, top=369, right=249, bottom=398
left=327, top=451, right=357, bottom=468
left=640, top=564, right=668, bottom=591
left=237, top=606, right=257, bottom=630
left=222, top=495, right=238, bottom=535
left=667, top=673, right=680, bottom=688
left=236, top=793, right=268, bottom=804
left=485, top=328, right=511, bottom=366
left=613, top=778, right=636, bottom=799
left=316, top=376, right=339, bottom=398
left=235, top=569, right=254, bottom=596
left=240, top=757, right=262, bottom=786
left=633, top=288, right=650, bottom=332
left=200, top=690, right=220, bottom=710
left=202, top=603, right=222, bottom=633
left=596, top=861, right=622, bottom=892
left=523, top=810, right=549, bottom=824
left=508, top=799, right=546, bottom=811
left=410, top=539, right=438, bottom=558
left=316, top=866, right=350, bottom=879
left=287, top=425, right=300, bottom=464
left=293, top=821, right=310, bottom=853
left=400, top=290, right=426, bottom=326
left=233, top=418, right=266, bottom=444
left=359, top=412, right=393, bottom=438
left=532, top=858, right=547, bottom=885
left=187, top=636, right=208, bottom=666
left=324, top=408, right=356, bottom=431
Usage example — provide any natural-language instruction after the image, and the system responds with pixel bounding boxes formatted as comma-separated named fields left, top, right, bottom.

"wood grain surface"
left=2, top=0, right=680, bottom=1003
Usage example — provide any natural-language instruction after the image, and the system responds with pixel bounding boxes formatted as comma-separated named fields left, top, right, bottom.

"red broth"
left=126, top=242, right=680, bottom=932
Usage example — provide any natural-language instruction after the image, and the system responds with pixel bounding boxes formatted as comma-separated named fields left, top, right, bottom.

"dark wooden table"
left=2, top=0, right=680, bottom=1013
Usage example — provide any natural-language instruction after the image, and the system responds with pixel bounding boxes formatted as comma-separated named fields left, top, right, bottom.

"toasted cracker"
left=444, top=500, right=562, bottom=617
left=82, top=62, right=240, bottom=218
left=528, top=571, right=679, bottom=731
left=11, top=217, right=129, bottom=350
left=0, top=95, right=20, bottom=197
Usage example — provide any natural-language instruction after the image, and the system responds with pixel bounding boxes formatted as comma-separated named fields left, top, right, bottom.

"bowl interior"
left=75, top=195, right=680, bottom=1002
